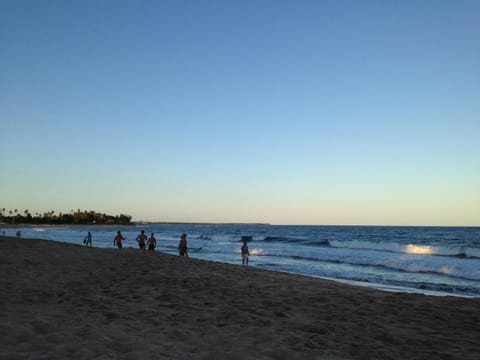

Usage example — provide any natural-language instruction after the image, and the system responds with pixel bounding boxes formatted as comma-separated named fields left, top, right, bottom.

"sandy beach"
left=1, top=236, right=479, bottom=359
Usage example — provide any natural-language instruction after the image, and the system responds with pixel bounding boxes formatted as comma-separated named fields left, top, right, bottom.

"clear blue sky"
left=1, top=0, right=479, bottom=225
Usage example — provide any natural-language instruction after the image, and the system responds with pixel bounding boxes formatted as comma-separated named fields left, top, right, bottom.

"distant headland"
left=0, top=209, right=132, bottom=225
left=0, top=208, right=270, bottom=226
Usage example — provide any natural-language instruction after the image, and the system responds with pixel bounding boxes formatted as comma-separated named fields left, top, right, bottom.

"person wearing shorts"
left=136, top=230, right=147, bottom=250
left=147, top=233, right=156, bottom=251
left=114, top=231, right=125, bottom=249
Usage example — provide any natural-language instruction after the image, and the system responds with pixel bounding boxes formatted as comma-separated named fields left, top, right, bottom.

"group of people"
left=112, top=230, right=185, bottom=256
left=113, top=230, right=157, bottom=251
left=90, top=230, right=251, bottom=265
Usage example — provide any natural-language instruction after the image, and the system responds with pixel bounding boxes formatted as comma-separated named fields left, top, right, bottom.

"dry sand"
left=1, top=236, right=479, bottom=359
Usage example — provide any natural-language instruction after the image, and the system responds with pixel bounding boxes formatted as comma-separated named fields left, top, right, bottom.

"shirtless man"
left=147, top=233, right=156, bottom=251
left=114, top=231, right=125, bottom=249
left=136, top=230, right=147, bottom=250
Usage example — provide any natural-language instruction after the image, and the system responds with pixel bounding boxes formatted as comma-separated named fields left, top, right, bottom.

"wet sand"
left=1, top=236, right=479, bottom=359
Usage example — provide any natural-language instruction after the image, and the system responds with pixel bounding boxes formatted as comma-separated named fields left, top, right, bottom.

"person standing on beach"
left=147, top=233, right=156, bottom=251
left=241, top=240, right=250, bottom=266
left=84, top=231, right=92, bottom=247
left=114, top=231, right=125, bottom=249
left=136, top=230, right=147, bottom=250
left=178, top=233, right=188, bottom=257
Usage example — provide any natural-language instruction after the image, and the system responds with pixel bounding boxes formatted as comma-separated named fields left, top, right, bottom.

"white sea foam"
left=465, top=247, right=480, bottom=258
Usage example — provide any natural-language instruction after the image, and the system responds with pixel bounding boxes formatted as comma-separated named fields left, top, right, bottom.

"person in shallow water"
left=241, top=240, right=250, bottom=266
left=147, top=233, right=156, bottom=251
left=136, top=230, right=147, bottom=250
left=178, top=233, right=188, bottom=257
left=114, top=231, right=125, bottom=249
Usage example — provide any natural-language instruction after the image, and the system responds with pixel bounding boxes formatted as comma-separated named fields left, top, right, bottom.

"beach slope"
left=1, top=237, right=479, bottom=359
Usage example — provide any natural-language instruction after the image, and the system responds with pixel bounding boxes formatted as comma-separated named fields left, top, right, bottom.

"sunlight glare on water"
left=405, top=244, right=433, bottom=255
left=249, top=248, right=266, bottom=256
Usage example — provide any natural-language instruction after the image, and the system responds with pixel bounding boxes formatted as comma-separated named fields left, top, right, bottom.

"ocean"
left=6, top=224, right=480, bottom=298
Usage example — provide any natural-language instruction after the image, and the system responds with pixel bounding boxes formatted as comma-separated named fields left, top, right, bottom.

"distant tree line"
left=0, top=208, right=132, bottom=225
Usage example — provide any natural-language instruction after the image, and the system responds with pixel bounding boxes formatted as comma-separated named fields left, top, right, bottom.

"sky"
left=1, top=0, right=479, bottom=226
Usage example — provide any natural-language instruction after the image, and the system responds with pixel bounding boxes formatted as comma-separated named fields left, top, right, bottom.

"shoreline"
left=1, top=236, right=480, bottom=359
left=2, top=231, right=479, bottom=299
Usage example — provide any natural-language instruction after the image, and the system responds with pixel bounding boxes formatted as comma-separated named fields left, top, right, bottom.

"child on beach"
left=241, top=240, right=250, bottom=266
left=136, top=230, right=147, bottom=250
left=147, top=233, right=156, bottom=251
left=178, top=234, right=188, bottom=257
left=114, top=231, right=125, bottom=249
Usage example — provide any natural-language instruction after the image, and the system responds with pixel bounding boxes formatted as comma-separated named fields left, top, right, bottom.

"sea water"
left=6, top=224, right=480, bottom=298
